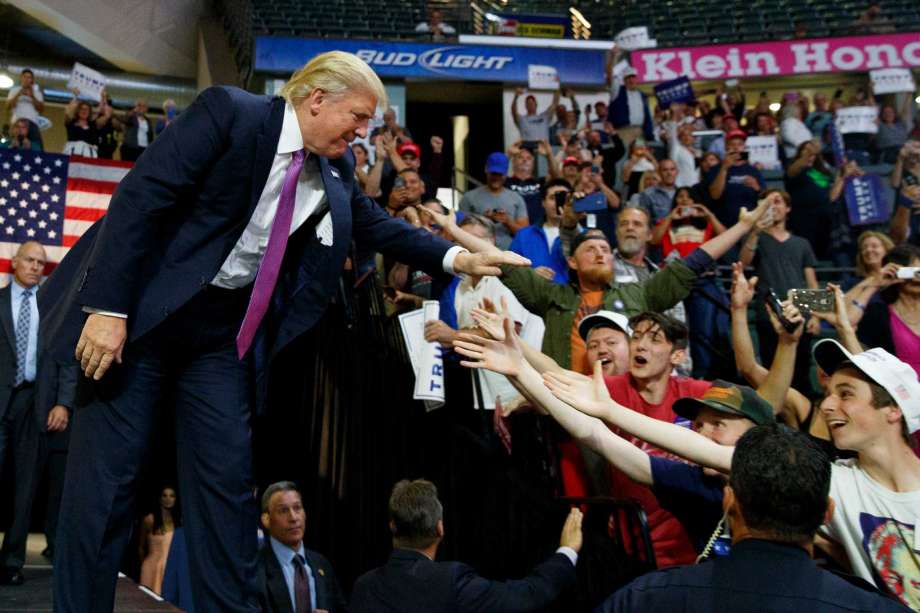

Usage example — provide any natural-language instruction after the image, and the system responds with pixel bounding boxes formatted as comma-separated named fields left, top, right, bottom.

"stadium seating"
left=245, top=0, right=920, bottom=46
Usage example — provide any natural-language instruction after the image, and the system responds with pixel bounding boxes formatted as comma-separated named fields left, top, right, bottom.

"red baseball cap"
left=725, top=129, right=747, bottom=142
left=398, top=142, right=421, bottom=158
left=563, top=156, right=580, bottom=167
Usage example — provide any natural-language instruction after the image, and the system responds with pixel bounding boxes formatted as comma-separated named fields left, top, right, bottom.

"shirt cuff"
left=82, top=307, right=128, bottom=319
left=442, top=245, right=468, bottom=275
left=684, top=248, right=716, bottom=275
left=556, top=546, right=578, bottom=566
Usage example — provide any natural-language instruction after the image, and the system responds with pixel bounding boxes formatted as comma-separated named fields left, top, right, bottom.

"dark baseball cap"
left=570, top=230, right=610, bottom=255
left=673, top=380, right=774, bottom=426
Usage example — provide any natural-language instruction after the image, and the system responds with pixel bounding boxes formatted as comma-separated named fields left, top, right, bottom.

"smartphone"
left=679, top=206, right=694, bottom=217
left=789, top=288, right=834, bottom=313
left=739, top=151, right=749, bottom=162
left=394, top=176, right=406, bottom=189
left=573, top=191, right=607, bottom=213
left=896, top=267, right=920, bottom=280
left=521, top=140, right=540, bottom=151
left=591, top=165, right=601, bottom=174
left=764, top=288, right=799, bottom=333
left=553, top=190, right=569, bottom=209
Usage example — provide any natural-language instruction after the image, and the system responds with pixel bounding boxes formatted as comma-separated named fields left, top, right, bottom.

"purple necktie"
left=236, top=149, right=306, bottom=358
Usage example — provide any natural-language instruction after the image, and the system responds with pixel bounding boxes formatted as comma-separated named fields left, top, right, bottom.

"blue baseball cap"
left=486, top=152, right=509, bottom=176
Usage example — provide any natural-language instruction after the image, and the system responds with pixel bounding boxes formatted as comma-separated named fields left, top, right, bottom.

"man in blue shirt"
left=509, top=179, right=572, bottom=284
left=257, top=481, right=346, bottom=613
left=703, top=129, right=765, bottom=226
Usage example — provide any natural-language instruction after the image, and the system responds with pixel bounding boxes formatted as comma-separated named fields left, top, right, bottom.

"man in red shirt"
left=604, top=311, right=710, bottom=568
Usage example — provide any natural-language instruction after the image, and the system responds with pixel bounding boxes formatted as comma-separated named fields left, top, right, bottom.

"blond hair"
left=855, top=230, right=894, bottom=277
left=279, top=51, right=387, bottom=108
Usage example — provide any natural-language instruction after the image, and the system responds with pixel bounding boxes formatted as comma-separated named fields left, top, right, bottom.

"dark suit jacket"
left=350, top=548, right=576, bottom=612
left=597, top=539, right=909, bottom=612
left=38, top=86, right=453, bottom=406
left=0, top=285, right=18, bottom=418
left=257, top=541, right=346, bottom=613
left=34, top=356, right=77, bottom=449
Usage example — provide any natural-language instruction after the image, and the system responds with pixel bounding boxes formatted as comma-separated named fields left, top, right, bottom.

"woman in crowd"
left=785, top=140, right=834, bottom=259
left=138, top=486, right=181, bottom=595
left=843, top=231, right=896, bottom=321
left=855, top=243, right=920, bottom=380
left=63, top=88, right=112, bottom=157
left=351, top=142, right=371, bottom=191
left=626, top=169, right=660, bottom=207
left=890, top=139, right=920, bottom=246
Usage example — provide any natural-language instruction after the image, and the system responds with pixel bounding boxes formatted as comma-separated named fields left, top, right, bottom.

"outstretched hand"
left=812, top=283, right=851, bottom=330
left=453, top=317, right=524, bottom=377
left=766, top=298, right=805, bottom=342
left=452, top=250, right=531, bottom=277
left=543, top=360, right=612, bottom=419
left=470, top=296, right=512, bottom=341
left=730, top=262, right=758, bottom=309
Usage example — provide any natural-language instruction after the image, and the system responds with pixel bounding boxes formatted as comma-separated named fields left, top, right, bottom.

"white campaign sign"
left=527, top=64, right=559, bottom=90
left=835, top=106, right=879, bottom=134
left=615, top=26, right=656, bottom=51
left=746, top=136, right=781, bottom=170
left=67, top=62, right=107, bottom=102
left=870, top=68, right=916, bottom=94
left=412, top=301, right=446, bottom=411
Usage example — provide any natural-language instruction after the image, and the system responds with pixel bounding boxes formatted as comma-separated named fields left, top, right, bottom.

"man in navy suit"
left=257, top=481, right=345, bottom=613
left=0, top=242, right=71, bottom=586
left=351, top=479, right=581, bottom=612
left=39, top=52, right=527, bottom=613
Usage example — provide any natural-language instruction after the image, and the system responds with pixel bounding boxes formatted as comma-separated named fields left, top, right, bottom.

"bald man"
left=0, top=242, right=71, bottom=586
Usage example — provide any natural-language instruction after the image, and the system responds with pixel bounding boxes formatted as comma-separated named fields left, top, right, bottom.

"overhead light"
left=768, top=102, right=781, bottom=111
left=916, top=95, right=920, bottom=104
left=0, top=73, right=13, bottom=89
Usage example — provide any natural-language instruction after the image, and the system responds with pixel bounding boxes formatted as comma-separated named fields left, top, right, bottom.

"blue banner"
left=254, top=37, right=606, bottom=86
left=653, top=76, right=694, bottom=109
left=844, top=174, right=890, bottom=226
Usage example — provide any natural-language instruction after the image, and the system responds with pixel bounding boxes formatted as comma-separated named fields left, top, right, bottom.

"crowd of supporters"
left=1, top=32, right=919, bottom=611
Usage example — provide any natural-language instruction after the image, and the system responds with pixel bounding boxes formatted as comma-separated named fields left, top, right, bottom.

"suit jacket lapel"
left=318, top=157, right=350, bottom=244
left=0, top=286, right=14, bottom=356
left=304, top=550, right=327, bottom=609
left=264, top=547, right=295, bottom=613
left=250, top=97, right=287, bottom=217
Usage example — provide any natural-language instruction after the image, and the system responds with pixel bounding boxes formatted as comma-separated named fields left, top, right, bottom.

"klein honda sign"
left=632, top=32, right=920, bottom=82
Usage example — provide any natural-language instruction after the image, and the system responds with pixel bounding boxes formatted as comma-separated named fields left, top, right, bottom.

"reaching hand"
left=424, top=320, right=456, bottom=346
left=430, top=135, right=444, bottom=154
left=453, top=318, right=524, bottom=377
left=452, top=250, right=531, bottom=277
left=415, top=204, right=455, bottom=231
left=812, top=283, right=851, bottom=330
left=543, top=360, right=612, bottom=419
left=738, top=196, right=770, bottom=228
left=765, top=299, right=805, bottom=342
left=534, top=266, right=556, bottom=281
left=470, top=296, right=513, bottom=341
left=730, top=262, right=758, bottom=309
left=559, top=507, right=584, bottom=553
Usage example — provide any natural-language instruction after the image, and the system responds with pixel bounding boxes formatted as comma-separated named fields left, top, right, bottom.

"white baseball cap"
left=578, top=310, right=632, bottom=342
left=812, top=339, right=920, bottom=434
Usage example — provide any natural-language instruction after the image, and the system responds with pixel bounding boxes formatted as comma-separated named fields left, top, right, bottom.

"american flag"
left=0, top=150, right=132, bottom=281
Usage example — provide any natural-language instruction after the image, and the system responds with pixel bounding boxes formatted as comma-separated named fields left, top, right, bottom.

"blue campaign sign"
left=254, top=37, right=606, bottom=86
left=653, top=76, right=694, bottom=109
left=844, top=174, right=890, bottom=226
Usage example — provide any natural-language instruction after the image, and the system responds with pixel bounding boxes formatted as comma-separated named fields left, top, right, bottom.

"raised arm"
left=453, top=322, right=654, bottom=484
left=544, top=365, right=735, bottom=474
left=511, top=88, right=522, bottom=126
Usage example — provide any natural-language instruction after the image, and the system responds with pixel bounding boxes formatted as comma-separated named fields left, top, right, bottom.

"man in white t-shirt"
left=811, top=339, right=920, bottom=610
left=5, top=69, right=44, bottom=151
left=511, top=88, right=560, bottom=143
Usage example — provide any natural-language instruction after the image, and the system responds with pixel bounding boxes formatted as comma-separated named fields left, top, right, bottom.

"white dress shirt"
left=11, top=280, right=39, bottom=382
left=7, top=84, right=43, bottom=124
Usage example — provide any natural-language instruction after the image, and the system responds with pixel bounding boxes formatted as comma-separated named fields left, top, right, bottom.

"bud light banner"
left=254, top=37, right=607, bottom=86
left=844, top=174, right=890, bottom=227
left=653, top=76, right=694, bottom=108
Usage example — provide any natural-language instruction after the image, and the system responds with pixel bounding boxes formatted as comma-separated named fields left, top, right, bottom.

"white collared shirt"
left=212, top=103, right=329, bottom=289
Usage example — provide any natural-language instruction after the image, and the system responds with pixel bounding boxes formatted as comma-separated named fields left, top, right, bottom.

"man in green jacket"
left=500, top=203, right=767, bottom=373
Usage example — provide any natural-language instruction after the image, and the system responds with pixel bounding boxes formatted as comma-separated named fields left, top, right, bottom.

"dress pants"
left=0, top=384, right=39, bottom=571
left=53, top=285, right=260, bottom=612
